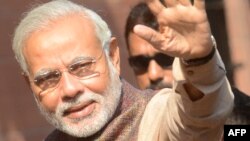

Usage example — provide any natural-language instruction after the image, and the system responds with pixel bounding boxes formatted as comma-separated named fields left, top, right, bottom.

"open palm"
left=134, top=0, right=214, bottom=60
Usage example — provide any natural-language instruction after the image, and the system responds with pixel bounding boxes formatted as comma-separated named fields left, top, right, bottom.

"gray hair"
left=12, top=0, right=112, bottom=74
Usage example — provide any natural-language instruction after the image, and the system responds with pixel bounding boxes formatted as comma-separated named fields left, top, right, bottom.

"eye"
left=155, top=54, right=174, bottom=68
left=128, top=55, right=150, bottom=73
left=34, top=70, right=61, bottom=90
left=69, top=60, right=94, bottom=77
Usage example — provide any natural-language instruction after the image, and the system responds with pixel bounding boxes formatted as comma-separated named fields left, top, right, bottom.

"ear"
left=22, top=72, right=31, bottom=87
left=22, top=72, right=41, bottom=100
left=108, top=37, right=120, bottom=75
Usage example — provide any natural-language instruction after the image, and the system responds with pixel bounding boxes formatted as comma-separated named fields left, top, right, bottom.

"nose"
left=60, top=72, right=84, bottom=101
left=148, top=60, right=164, bottom=83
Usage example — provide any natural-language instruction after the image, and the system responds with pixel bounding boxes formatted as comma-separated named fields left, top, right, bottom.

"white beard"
left=35, top=58, right=122, bottom=137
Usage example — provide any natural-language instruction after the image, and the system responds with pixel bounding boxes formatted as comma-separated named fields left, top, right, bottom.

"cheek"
left=39, top=91, right=60, bottom=113
left=38, top=77, right=109, bottom=113
left=135, top=74, right=149, bottom=89
left=29, top=82, right=59, bottom=113
left=84, top=78, right=109, bottom=94
left=80, top=69, right=111, bottom=95
left=83, top=56, right=111, bottom=94
left=163, top=70, right=174, bottom=80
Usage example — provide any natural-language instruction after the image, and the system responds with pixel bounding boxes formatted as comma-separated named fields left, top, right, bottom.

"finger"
left=164, top=0, right=177, bottom=7
left=133, top=24, right=166, bottom=50
left=194, top=0, right=205, bottom=9
left=178, top=0, right=192, bottom=6
left=146, top=0, right=165, bottom=16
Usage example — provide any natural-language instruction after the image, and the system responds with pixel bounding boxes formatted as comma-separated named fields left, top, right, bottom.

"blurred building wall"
left=0, top=1, right=53, bottom=141
left=224, top=0, right=250, bottom=95
left=206, top=0, right=233, bottom=84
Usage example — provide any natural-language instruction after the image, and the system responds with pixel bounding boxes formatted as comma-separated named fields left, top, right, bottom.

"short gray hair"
left=12, top=0, right=112, bottom=74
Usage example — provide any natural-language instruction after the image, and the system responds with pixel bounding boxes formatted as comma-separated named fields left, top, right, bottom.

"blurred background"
left=0, top=0, right=249, bottom=140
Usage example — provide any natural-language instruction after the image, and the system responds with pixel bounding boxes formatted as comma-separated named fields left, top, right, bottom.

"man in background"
left=125, top=2, right=174, bottom=90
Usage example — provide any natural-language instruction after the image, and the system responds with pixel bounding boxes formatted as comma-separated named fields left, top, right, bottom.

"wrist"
left=181, top=35, right=217, bottom=67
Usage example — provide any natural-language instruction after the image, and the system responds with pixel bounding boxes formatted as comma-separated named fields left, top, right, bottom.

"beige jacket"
left=138, top=50, right=234, bottom=141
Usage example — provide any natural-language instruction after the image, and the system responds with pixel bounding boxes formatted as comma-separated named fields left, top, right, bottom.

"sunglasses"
left=128, top=53, right=174, bottom=74
left=27, top=49, right=104, bottom=95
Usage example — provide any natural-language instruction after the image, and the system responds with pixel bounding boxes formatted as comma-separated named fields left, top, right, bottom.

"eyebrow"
left=71, top=56, right=93, bottom=62
left=34, top=69, right=54, bottom=78
left=69, top=56, right=94, bottom=65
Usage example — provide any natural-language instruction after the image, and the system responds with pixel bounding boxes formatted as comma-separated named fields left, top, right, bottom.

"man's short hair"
left=13, top=0, right=112, bottom=75
left=124, top=2, right=159, bottom=48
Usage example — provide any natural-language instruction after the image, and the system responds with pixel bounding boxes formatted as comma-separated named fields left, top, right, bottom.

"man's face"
left=23, top=14, right=121, bottom=137
left=128, top=32, right=174, bottom=90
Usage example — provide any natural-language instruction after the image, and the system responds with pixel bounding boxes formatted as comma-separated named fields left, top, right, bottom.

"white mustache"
left=56, top=91, right=103, bottom=117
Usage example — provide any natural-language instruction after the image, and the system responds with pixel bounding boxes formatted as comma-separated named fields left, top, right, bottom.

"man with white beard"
left=12, top=0, right=233, bottom=140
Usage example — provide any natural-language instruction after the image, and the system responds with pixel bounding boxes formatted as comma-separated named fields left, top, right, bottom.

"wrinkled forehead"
left=23, top=14, right=103, bottom=74
left=24, top=13, right=102, bottom=54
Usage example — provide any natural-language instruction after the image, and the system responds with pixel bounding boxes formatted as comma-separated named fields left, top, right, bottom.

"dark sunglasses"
left=128, top=53, right=174, bottom=73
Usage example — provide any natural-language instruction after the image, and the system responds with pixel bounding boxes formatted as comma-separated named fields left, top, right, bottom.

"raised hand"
left=134, top=0, right=214, bottom=60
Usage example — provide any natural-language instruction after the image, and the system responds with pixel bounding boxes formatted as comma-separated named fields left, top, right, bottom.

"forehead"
left=128, top=32, right=159, bottom=56
left=23, top=14, right=103, bottom=74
